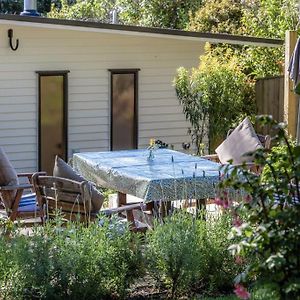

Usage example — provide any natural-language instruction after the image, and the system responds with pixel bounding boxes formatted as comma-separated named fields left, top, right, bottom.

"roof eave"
left=0, top=14, right=284, bottom=48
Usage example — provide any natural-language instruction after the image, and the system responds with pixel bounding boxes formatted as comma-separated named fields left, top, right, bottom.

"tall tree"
left=139, top=0, right=203, bottom=29
left=242, top=0, right=298, bottom=39
left=0, top=0, right=57, bottom=15
left=188, top=0, right=245, bottom=34
left=0, top=0, right=22, bottom=14
left=188, top=0, right=299, bottom=77
left=49, top=0, right=203, bottom=29
left=48, top=0, right=115, bottom=22
left=241, top=0, right=298, bottom=77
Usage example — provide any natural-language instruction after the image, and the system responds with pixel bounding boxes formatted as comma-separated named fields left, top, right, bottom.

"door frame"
left=36, top=70, right=69, bottom=171
left=109, top=69, right=140, bottom=151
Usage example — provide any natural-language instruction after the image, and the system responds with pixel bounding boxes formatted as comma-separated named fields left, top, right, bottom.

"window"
left=110, top=69, right=139, bottom=150
left=37, top=71, right=69, bottom=174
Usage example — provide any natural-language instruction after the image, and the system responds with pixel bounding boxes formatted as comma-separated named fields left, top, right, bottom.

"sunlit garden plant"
left=219, top=116, right=300, bottom=300
left=0, top=215, right=142, bottom=299
left=146, top=211, right=242, bottom=299
left=174, top=45, right=255, bottom=154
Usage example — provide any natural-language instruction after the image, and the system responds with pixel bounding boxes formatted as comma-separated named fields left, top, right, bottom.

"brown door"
left=110, top=70, right=138, bottom=150
left=38, top=71, right=68, bottom=174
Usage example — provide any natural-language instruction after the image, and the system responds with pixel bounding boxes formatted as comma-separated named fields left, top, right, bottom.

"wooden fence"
left=255, top=75, right=284, bottom=124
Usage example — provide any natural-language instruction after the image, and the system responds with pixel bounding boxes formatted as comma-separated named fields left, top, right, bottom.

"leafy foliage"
left=239, top=0, right=298, bottom=77
left=146, top=211, right=242, bottom=298
left=48, top=0, right=115, bottom=22
left=188, top=0, right=298, bottom=78
left=135, top=0, right=203, bottom=29
left=242, top=0, right=298, bottom=39
left=174, top=45, right=255, bottom=153
left=0, top=0, right=58, bottom=15
left=49, top=0, right=203, bottom=29
left=146, top=212, right=201, bottom=298
left=220, top=116, right=300, bottom=300
left=188, top=0, right=245, bottom=34
left=0, top=0, right=22, bottom=14
left=0, top=216, right=142, bottom=299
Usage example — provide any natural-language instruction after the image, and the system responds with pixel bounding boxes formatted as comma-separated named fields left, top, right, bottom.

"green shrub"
left=196, top=214, right=242, bottom=294
left=146, top=212, right=200, bottom=298
left=220, top=116, right=300, bottom=299
left=146, top=211, right=242, bottom=298
left=174, top=45, right=255, bottom=153
left=251, top=282, right=281, bottom=300
left=0, top=216, right=142, bottom=299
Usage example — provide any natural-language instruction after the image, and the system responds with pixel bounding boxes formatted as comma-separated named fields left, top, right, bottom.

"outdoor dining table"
left=72, top=149, right=222, bottom=209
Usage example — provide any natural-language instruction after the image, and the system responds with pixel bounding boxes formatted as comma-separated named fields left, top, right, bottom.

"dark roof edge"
left=0, top=14, right=284, bottom=46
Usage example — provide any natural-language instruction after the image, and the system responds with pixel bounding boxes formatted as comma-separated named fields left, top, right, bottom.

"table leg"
left=117, top=192, right=138, bottom=231
left=159, top=201, right=171, bottom=218
left=117, top=192, right=127, bottom=207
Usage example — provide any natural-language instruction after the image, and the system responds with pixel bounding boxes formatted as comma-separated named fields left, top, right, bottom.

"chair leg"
left=126, top=209, right=137, bottom=231
left=10, top=189, right=24, bottom=221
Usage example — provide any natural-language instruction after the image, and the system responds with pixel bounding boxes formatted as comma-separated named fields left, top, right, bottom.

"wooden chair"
left=200, top=132, right=271, bottom=206
left=32, top=173, right=147, bottom=231
left=0, top=172, right=46, bottom=223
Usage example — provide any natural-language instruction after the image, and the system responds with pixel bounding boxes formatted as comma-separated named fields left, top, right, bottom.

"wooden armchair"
left=0, top=172, right=46, bottom=223
left=199, top=132, right=271, bottom=206
left=32, top=173, right=147, bottom=232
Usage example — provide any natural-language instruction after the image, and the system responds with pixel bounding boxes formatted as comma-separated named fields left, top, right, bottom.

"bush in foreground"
left=0, top=216, right=142, bottom=299
left=220, top=116, right=300, bottom=299
left=146, top=211, right=242, bottom=298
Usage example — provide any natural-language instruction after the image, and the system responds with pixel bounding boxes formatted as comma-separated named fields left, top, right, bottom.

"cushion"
left=215, top=117, right=263, bottom=165
left=53, top=156, right=104, bottom=213
left=18, top=193, right=39, bottom=212
left=0, top=147, right=19, bottom=209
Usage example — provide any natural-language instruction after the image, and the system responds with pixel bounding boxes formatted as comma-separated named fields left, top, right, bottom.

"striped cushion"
left=17, top=193, right=39, bottom=212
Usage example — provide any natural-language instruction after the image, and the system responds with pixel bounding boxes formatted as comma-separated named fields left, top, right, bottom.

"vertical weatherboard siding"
left=255, top=76, right=284, bottom=134
left=0, top=24, right=203, bottom=172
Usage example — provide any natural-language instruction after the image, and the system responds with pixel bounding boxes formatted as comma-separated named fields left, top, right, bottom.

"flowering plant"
left=147, top=138, right=158, bottom=161
left=148, top=138, right=158, bottom=150
left=217, top=116, right=300, bottom=300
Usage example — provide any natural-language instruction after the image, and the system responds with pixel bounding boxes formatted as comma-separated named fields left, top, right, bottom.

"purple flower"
left=234, top=284, right=250, bottom=299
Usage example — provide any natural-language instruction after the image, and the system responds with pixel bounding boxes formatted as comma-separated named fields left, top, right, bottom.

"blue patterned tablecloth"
left=73, top=149, right=221, bottom=202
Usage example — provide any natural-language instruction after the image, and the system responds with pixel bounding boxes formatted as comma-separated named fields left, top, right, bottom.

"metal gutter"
left=0, top=14, right=284, bottom=47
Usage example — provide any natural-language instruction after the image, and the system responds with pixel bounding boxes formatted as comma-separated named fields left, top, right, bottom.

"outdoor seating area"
left=1, top=116, right=262, bottom=229
left=1, top=1, right=300, bottom=299
left=0, top=118, right=298, bottom=299
left=0, top=147, right=222, bottom=228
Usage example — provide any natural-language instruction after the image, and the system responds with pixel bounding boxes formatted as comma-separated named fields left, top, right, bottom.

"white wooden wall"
left=0, top=24, right=203, bottom=172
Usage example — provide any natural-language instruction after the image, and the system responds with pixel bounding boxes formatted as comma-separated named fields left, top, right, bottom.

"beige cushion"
left=215, top=117, right=263, bottom=165
left=53, top=156, right=104, bottom=213
left=0, top=148, right=19, bottom=209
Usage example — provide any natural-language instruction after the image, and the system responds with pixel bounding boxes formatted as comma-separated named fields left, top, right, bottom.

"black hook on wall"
left=8, top=29, right=19, bottom=51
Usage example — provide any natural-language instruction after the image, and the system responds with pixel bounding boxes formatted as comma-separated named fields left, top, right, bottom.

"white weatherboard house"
left=0, top=14, right=282, bottom=175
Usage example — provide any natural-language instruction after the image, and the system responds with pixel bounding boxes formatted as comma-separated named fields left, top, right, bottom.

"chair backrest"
left=256, top=134, right=271, bottom=150
left=32, top=173, right=92, bottom=222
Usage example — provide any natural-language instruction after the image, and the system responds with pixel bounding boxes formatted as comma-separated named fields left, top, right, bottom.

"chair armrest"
left=0, top=183, right=33, bottom=191
left=18, top=172, right=46, bottom=177
left=201, top=154, right=220, bottom=163
left=101, top=203, right=144, bottom=215
left=17, top=173, right=35, bottom=178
